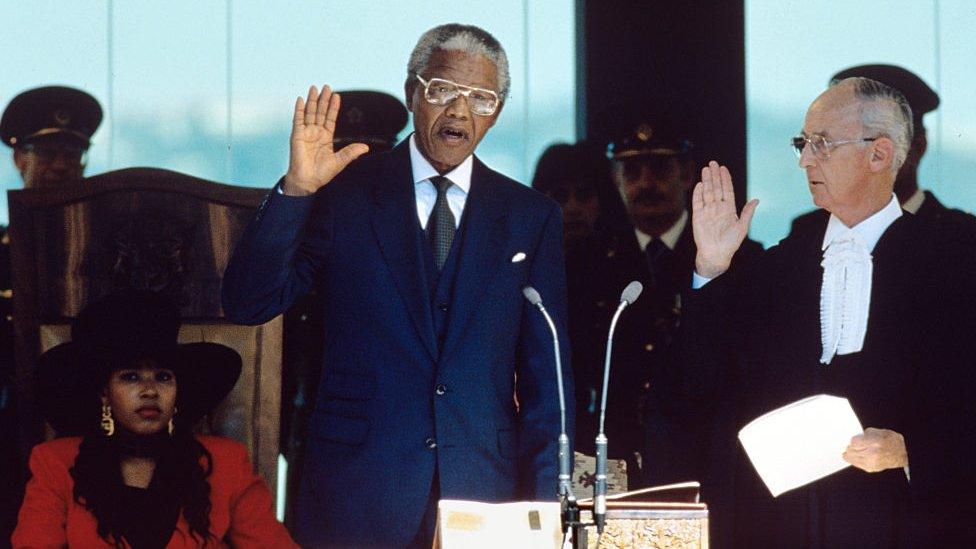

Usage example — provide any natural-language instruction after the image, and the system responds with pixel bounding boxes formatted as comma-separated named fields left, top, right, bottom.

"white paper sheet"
left=738, top=394, right=863, bottom=497
left=435, top=500, right=562, bottom=549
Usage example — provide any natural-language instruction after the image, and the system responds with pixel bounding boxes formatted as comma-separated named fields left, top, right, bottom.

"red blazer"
left=12, top=436, right=298, bottom=548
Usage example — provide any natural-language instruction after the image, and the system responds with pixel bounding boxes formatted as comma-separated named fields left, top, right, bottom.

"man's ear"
left=869, top=137, right=895, bottom=173
left=13, top=148, right=27, bottom=173
left=404, top=79, right=415, bottom=113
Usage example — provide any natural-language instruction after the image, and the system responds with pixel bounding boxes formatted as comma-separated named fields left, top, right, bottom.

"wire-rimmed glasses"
left=791, top=134, right=878, bottom=160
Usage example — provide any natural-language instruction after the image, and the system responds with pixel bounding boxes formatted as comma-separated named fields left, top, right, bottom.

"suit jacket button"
left=437, top=302, right=449, bottom=312
left=435, top=384, right=447, bottom=395
left=425, top=437, right=437, bottom=449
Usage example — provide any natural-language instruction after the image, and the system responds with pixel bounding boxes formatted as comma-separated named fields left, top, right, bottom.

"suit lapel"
left=439, top=157, right=507, bottom=361
left=367, top=143, right=438, bottom=362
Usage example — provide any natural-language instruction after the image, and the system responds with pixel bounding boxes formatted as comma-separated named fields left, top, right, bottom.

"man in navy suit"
left=222, top=24, right=572, bottom=548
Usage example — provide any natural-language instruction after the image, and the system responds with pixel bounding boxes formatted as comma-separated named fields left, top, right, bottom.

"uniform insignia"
left=54, top=109, right=72, bottom=126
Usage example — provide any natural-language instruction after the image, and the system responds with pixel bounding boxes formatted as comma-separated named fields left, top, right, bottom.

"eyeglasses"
left=791, top=134, right=878, bottom=160
left=415, top=75, right=500, bottom=116
left=21, top=143, right=88, bottom=165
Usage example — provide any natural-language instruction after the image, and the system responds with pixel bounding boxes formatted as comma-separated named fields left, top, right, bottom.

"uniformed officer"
left=1, top=85, right=102, bottom=189
left=0, top=85, right=102, bottom=542
left=572, top=101, right=761, bottom=487
left=279, top=90, right=407, bottom=529
left=790, top=64, right=976, bottom=235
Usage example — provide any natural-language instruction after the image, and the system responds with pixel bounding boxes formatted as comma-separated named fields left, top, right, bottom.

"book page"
left=738, top=394, right=863, bottom=497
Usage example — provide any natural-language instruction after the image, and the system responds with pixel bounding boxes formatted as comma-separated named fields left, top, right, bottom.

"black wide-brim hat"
left=35, top=288, right=242, bottom=435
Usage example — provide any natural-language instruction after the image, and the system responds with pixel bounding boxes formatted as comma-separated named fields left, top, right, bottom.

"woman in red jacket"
left=12, top=289, right=298, bottom=548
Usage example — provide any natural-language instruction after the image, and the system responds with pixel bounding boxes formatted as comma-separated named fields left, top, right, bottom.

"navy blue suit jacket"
left=222, top=141, right=573, bottom=547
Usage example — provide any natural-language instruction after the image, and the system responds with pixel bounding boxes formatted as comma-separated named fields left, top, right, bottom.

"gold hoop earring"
left=168, top=407, right=177, bottom=436
left=100, top=404, right=115, bottom=437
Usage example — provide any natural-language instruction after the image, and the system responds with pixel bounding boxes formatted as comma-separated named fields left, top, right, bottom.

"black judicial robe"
left=666, top=212, right=976, bottom=548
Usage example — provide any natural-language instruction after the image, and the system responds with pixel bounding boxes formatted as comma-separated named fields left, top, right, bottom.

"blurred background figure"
left=790, top=64, right=976, bottom=237
left=531, top=141, right=621, bottom=249
left=1, top=86, right=102, bottom=189
left=0, top=85, right=103, bottom=544
left=279, top=90, right=407, bottom=530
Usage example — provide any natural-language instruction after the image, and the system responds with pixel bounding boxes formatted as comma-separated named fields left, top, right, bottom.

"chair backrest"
left=8, top=167, right=282, bottom=493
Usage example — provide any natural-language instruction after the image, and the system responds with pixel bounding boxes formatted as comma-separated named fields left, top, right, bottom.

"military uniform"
left=568, top=110, right=762, bottom=486
left=0, top=85, right=102, bottom=543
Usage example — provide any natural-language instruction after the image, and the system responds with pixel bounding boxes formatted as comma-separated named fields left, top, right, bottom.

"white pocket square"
left=511, top=252, right=526, bottom=263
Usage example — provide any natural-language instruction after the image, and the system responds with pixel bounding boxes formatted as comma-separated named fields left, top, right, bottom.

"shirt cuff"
left=691, top=271, right=713, bottom=289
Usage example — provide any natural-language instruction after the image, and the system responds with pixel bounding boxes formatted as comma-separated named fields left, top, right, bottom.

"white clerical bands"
left=819, top=231, right=873, bottom=365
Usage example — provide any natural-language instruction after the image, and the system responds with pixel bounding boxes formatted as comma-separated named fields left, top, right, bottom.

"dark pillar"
left=579, top=0, right=747, bottom=199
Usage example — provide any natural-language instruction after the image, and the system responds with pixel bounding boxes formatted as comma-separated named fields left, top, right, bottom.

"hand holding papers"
left=738, top=394, right=863, bottom=497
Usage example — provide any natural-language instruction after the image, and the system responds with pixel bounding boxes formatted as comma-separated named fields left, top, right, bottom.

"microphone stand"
left=522, top=287, right=587, bottom=549
left=595, top=281, right=643, bottom=536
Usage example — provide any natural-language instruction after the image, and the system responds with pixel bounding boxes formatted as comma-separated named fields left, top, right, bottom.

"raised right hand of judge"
left=691, top=161, right=759, bottom=279
left=282, top=85, right=370, bottom=196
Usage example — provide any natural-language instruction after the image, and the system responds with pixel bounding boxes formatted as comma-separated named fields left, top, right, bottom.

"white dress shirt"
left=409, top=134, right=471, bottom=229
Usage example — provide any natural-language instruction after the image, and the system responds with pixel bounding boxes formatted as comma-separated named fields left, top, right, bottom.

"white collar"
left=635, top=210, right=688, bottom=251
left=821, top=195, right=902, bottom=253
left=409, top=134, right=473, bottom=193
left=901, top=188, right=926, bottom=215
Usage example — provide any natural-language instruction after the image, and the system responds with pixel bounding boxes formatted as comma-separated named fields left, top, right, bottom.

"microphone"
left=521, top=287, right=574, bottom=506
left=594, top=280, right=643, bottom=534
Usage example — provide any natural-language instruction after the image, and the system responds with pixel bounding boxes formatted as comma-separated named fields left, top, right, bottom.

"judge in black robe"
left=661, top=77, right=976, bottom=547
left=674, top=211, right=976, bottom=547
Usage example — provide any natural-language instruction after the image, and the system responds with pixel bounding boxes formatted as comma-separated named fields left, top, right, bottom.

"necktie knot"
left=431, top=175, right=453, bottom=194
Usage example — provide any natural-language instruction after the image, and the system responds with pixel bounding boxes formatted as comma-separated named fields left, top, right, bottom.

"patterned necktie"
left=426, top=176, right=456, bottom=270
left=644, top=238, right=670, bottom=287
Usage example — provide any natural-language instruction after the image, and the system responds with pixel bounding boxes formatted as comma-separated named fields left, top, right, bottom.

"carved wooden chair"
left=8, top=167, right=282, bottom=494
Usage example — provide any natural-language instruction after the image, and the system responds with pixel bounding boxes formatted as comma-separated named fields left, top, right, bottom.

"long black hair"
left=70, top=415, right=215, bottom=546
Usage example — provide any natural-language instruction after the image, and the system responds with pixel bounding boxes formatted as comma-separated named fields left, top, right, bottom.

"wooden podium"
left=434, top=482, right=707, bottom=549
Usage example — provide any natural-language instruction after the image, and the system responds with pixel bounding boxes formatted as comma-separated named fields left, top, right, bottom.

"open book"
left=738, top=394, right=863, bottom=497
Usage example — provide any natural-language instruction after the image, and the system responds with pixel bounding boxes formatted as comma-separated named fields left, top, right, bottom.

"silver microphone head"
left=522, top=286, right=543, bottom=306
left=620, top=280, right=643, bottom=305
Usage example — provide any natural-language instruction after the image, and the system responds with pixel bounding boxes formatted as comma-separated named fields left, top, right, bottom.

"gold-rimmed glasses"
left=415, top=74, right=500, bottom=116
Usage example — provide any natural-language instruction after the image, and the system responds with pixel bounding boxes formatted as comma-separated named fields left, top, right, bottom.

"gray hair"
left=831, top=76, right=914, bottom=172
left=407, top=24, right=510, bottom=102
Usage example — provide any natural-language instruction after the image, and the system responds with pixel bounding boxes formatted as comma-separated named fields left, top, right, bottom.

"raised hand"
left=282, top=85, right=370, bottom=196
left=691, top=161, right=759, bottom=279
